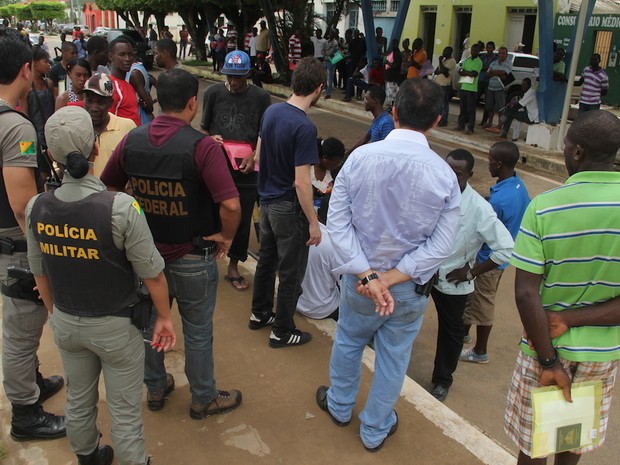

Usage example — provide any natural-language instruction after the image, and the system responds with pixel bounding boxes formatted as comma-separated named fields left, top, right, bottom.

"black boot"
left=10, top=403, right=67, bottom=441
left=36, top=368, right=64, bottom=403
left=77, top=445, right=114, bottom=465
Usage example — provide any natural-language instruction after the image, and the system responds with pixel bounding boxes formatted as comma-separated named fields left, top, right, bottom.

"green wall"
left=554, top=14, right=620, bottom=107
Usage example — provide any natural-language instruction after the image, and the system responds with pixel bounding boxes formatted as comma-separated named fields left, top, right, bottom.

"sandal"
left=224, top=275, right=249, bottom=291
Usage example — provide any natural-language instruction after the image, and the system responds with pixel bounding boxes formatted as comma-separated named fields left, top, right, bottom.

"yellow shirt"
left=94, top=113, right=136, bottom=177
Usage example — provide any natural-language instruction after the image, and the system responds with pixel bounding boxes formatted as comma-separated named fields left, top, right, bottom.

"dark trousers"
left=458, top=90, right=478, bottom=131
left=501, top=106, right=533, bottom=136
left=430, top=289, right=470, bottom=388
left=228, top=180, right=258, bottom=263
left=251, top=199, right=310, bottom=335
left=345, top=77, right=369, bottom=98
left=440, top=85, right=451, bottom=125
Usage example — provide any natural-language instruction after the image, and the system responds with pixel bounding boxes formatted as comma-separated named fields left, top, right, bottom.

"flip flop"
left=224, top=275, right=249, bottom=291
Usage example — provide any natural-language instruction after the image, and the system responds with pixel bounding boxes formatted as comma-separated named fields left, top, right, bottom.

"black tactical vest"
left=30, top=190, right=138, bottom=316
left=122, top=124, right=220, bottom=244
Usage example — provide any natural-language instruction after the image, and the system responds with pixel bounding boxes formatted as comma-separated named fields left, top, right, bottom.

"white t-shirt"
left=311, top=36, right=327, bottom=59
left=249, top=35, right=258, bottom=57
left=296, top=224, right=340, bottom=319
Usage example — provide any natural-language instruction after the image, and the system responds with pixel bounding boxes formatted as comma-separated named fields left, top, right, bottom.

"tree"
left=30, top=2, right=66, bottom=31
left=12, top=4, right=33, bottom=21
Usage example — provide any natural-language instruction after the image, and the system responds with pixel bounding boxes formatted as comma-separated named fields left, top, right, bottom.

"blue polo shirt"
left=477, top=173, right=530, bottom=270
left=367, top=111, right=394, bottom=142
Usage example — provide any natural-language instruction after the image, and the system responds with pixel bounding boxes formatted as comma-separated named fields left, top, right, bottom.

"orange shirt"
left=407, top=49, right=427, bottom=79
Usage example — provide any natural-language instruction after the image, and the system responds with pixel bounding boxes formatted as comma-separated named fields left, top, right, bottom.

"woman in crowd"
left=55, top=58, right=92, bottom=110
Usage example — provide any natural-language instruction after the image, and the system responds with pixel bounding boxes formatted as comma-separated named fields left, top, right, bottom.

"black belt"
left=189, top=236, right=216, bottom=256
left=0, top=237, right=27, bottom=255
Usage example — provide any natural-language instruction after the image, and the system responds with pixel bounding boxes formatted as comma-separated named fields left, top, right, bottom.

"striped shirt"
left=288, top=34, right=301, bottom=62
left=510, top=171, right=620, bottom=362
left=579, top=65, right=609, bottom=105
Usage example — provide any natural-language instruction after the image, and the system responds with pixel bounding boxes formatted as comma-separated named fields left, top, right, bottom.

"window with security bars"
left=594, top=30, right=612, bottom=68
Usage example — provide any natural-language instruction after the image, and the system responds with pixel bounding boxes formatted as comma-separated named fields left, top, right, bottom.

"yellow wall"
left=403, top=0, right=552, bottom=62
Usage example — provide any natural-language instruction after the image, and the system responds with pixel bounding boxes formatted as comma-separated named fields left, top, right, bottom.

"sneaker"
left=147, top=373, right=175, bottom=411
left=364, top=411, right=398, bottom=452
left=315, top=385, right=349, bottom=427
left=248, top=312, right=275, bottom=330
left=431, top=384, right=449, bottom=402
left=459, top=348, right=489, bottom=364
left=269, top=329, right=312, bottom=348
left=189, top=389, right=242, bottom=419
left=463, top=334, right=472, bottom=344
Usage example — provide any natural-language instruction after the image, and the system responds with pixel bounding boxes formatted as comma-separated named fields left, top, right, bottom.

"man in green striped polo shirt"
left=505, top=110, right=620, bottom=465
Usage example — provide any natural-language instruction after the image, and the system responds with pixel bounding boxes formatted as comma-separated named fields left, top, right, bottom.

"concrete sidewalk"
left=0, top=256, right=516, bottom=465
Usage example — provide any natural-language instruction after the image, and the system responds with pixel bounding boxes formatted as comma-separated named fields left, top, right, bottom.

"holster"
left=130, top=282, right=153, bottom=331
left=415, top=273, right=438, bottom=297
left=1, top=266, right=42, bottom=304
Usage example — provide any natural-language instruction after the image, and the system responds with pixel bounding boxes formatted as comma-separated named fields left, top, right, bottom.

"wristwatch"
left=361, top=273, right=379, bottom=286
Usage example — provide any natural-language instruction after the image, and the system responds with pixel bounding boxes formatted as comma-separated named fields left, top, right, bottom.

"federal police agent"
left=25, top=106, right=176, bottom=465
left=0, top=26, right=66, bottom=441
left=101, top=68, right=243, bottom=419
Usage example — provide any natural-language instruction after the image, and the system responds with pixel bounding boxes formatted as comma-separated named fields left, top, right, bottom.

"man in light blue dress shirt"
left=316, top=79, right=461, bottom=452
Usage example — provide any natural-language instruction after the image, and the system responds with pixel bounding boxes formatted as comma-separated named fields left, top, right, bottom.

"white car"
left=92, top=27, right=110, bottom=36
left=452, top=51, right=539, bottom=103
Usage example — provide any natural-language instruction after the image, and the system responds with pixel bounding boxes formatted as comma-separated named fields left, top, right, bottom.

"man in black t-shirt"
left=49, top=41, right=77, bottom=98
left=201, top=50, right=271, bottom=291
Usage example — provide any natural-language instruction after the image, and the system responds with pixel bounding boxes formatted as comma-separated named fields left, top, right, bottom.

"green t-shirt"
left=460, top=56, right=483, bottom=93
left=510, top=171, right=620, bottom=362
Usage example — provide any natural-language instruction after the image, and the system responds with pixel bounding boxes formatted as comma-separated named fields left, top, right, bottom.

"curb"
left=185, top=65, right=568, bottom=179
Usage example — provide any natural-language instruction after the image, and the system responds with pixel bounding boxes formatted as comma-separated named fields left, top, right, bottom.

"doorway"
left=454, top=8, right=472, bottom=60
left=421, top=7, right=437, bottom=58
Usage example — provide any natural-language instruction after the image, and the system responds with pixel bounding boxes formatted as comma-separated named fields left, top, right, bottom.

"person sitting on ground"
left=346, top=85, right=394, bottom=156
left=496, top=77, right=538, bottom=141
left=251, top=53, right=273, bottom=88
left=296, top=220, right=340, bottom=321
left=154, top=38, right=180, bottom=70
left=55, top=58, right=92, bottom=110
left=312, top=137, right=345, bottom=200
left=342, top=56, right=369, bottom=102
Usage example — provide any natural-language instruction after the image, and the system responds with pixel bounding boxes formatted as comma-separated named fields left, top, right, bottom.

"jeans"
left=51, top=311, right=147, bottom=463
left=430, top=289, right=470, bottom=388
left=251, top=200, right=310, bottom=335
left=458, top=90, right=478, bottom=131
left=327, top=275, right=428, bottom=448
left=440, top=85, right=451, bottom=125
left=144, top=254, right=219, bottom=404
left=324, top=60, right=336, bottom=96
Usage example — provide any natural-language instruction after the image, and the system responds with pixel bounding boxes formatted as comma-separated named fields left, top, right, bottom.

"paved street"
left=0, top=39, right=618, bottom=464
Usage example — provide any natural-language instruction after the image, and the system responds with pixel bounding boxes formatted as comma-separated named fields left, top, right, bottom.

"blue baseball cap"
left=221, top=50, right=251, bottom=76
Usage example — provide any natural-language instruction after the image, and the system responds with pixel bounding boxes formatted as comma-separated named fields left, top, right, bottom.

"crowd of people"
left=1, top=18, right=619, bottom=465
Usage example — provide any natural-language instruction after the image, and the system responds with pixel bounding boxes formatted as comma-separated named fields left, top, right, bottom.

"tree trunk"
left=154, top=12, right=166, bottom=40
left=116, top=10, right=134, bottom=29
left=178, top=6, right=208, bottom=61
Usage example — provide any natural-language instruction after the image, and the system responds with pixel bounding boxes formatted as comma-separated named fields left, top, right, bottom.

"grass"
left=181, top=60, right=211, bottom=67
left=0, top=444, right=7, bottom=460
